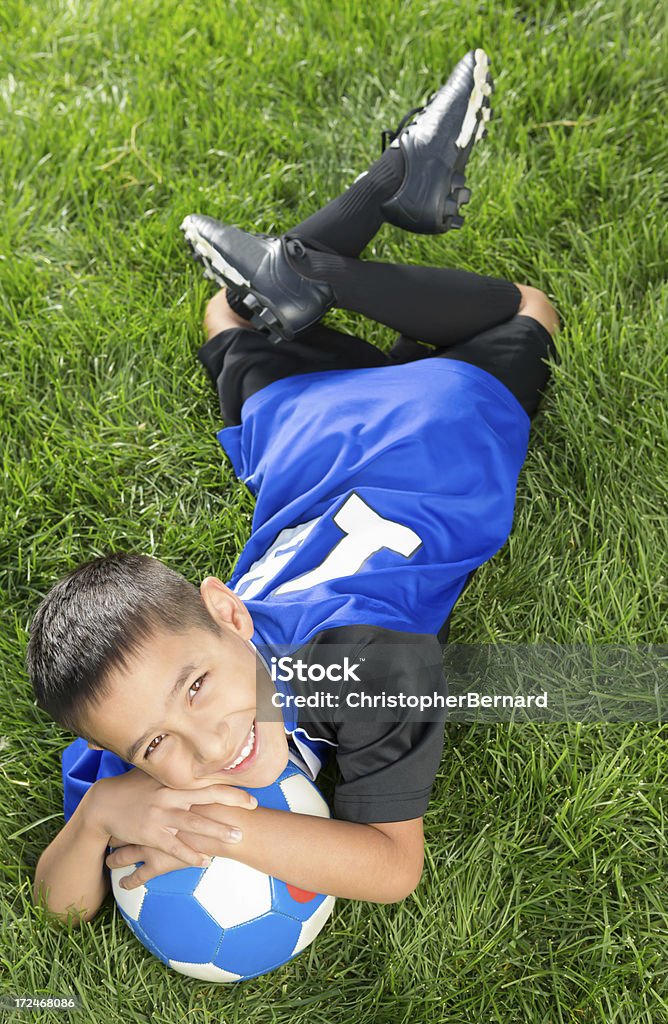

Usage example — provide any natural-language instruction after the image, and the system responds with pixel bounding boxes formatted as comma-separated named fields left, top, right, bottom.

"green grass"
left=1, top=0, right=667, bottom=1020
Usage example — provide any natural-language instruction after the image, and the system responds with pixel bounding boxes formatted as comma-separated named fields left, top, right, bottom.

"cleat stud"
left=456, top=187, right=472, bottom=205
left=244, top=295, right=260, bottom=311
left=258, top=307, right=278, bottom=327
left=450, top=214, right=465, bottom=230
left=444, top=198, right=459, bottom=216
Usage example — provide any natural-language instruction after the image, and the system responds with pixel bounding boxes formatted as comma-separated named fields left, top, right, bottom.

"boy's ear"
left=200, top=576, right=254, bottom=640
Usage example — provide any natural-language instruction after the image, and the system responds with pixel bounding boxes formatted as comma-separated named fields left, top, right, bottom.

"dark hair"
left=26, top=553, right=223, bottom=741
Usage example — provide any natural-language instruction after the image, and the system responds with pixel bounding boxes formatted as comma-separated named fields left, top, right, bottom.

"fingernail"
left=229, top=828, right=243, bottom=843
left=200, top=856, right=213, bottom=868
left=249, top=797, right=258, bottom=808
left=120, top=880, right=128, bottom=889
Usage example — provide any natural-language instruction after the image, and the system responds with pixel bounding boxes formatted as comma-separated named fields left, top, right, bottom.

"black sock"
left=285, top=146, right=404, bottom=258
left=221, top=146, right=403, bottom=320
left=285, top=243, right=522, bottom=346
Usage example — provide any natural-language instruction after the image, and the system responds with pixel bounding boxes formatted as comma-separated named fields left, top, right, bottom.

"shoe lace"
left=380, top=89, right=438, bottom=154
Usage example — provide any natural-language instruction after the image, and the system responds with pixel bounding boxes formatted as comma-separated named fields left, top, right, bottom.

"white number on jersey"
left=233, top=492, right=422, bottom=600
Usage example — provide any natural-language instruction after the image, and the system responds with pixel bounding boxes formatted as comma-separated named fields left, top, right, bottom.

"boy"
left=29, top=49, right=560, bottom=926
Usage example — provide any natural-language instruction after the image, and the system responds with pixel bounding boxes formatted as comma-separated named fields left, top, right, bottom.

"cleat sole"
left=454, top=48, right=491, bottom=149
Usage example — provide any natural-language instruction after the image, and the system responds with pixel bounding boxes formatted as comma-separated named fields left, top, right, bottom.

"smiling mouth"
left=218, top=720, right=257, bottom=773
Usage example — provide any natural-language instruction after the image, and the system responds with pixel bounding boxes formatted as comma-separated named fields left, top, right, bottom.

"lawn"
left=1, top=0, right=667, bottom=1021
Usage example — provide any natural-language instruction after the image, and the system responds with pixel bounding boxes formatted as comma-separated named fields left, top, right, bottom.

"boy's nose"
left=193, top=729, right=230, bottom=771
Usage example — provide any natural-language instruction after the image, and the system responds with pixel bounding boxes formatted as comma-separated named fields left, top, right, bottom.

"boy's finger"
left=179, top=826, right=243, bottom=850
left=182, top=814, right=245, bottom=844
left=121, top=872, right=149, bottom=888
left=157, top=825, right=213, bottom=865
left=186, top=787, right=258, bottom=810
left=169, top=837, right=214, bottom=868
left=105, top=845, right=142, bottom=869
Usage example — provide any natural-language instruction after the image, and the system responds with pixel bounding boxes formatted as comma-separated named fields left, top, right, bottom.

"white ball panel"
left=194, top=856, right=272, bottom=927
left=279, top=775, right=331, bottom=818
left=292, top=894, right=336, bottom=955
left=169, top=959, right=242, bottom=983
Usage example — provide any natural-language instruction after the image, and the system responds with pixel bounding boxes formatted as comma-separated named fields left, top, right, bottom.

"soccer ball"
left=109, top=761, right=336, bottom=982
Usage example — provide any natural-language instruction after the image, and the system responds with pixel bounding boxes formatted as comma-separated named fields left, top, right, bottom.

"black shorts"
left=198, top=312, right=558, bottom=428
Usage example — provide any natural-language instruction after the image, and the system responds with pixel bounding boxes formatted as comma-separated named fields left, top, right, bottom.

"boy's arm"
left=221, top=809, right=425, bottom=903
left=110, top=804, right=425, bottom=904
left=33, top=783, right=110, bottom=926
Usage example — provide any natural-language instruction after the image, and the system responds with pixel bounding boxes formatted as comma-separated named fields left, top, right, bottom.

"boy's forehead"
left=112, top=625, right=222, bottom=688
left=128, top=626, right=201, bottom=667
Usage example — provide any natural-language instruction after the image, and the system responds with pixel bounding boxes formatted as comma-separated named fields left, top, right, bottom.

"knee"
left=514, top=284, right=560, bottom=337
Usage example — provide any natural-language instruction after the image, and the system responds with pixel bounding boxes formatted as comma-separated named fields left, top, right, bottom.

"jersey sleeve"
left=61, top=736, right=135, bottom=823
left=283, top=625, right=448, bottom=824
left=331, top=632, right=448, bottom=823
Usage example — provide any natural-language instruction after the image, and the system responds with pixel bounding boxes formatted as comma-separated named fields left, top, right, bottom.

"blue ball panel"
left=117, top=906, right=169, bottom=965
left=145, top=865, right=204, bottom=895
left=139, top=892, right=223, bottom=963
left=244, top=783, right=291, bottom=812
left=245, top=763, right=308, bottom=811
left=214, top=913, right=301, bottom=976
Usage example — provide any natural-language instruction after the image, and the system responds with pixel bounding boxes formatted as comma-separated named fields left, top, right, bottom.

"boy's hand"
left=105, top=845, right=208, bottom=889
left=89, top=767, right=257, bottom=871
left=105, top=799, right=250, bottom=889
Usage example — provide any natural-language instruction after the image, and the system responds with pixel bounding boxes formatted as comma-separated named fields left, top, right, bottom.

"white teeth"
left=222, top=723, right=255, bottom=770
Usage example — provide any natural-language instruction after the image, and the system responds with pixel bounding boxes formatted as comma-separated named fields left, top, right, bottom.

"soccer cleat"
left=180, top=215, right=334, bottom=344
left=380, top=48, right=494, bottom=234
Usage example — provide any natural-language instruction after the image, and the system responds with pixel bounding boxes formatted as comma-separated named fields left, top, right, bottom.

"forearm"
left=33, top=784, right=111, bottom=926
left=178, top=806, right=416, bottom=904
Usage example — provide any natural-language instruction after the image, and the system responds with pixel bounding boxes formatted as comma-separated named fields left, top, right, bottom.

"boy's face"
left=83, top=577, right=289, bottom=791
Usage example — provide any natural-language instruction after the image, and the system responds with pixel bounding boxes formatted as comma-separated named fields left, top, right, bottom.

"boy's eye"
left=143, top=673, right=208, bottom=759
left=188, top=674, right=207, bottom=701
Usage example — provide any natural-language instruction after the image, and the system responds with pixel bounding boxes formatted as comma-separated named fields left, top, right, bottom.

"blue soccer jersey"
left=62, top=357, right=530, bottom=824
left=219, top=357, right=530, bottom=644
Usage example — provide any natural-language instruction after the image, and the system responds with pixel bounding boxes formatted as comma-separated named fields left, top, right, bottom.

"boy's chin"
left=243, top=749, right=290, bottom=789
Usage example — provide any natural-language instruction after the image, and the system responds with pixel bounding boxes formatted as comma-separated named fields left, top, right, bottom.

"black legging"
left=284, top=241, right=523, bottom=346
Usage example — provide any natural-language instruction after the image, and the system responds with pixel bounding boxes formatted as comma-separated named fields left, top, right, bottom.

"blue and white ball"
left=109, top=761, right=336, bottom=982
